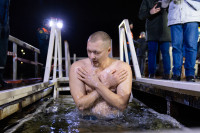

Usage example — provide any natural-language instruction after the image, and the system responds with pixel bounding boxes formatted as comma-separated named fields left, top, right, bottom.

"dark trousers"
left=137, top=56, right=146, bottom=76
left=0, top=26, right=9, bottom=79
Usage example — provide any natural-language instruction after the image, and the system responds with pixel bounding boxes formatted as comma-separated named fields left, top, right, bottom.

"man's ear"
left=108, top=46, right=111, bottom=53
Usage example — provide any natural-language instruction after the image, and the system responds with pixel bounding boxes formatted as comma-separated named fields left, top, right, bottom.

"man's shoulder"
left=71, top=58, right=90, bottom=69
left=111, top=59, right=131, bottom=69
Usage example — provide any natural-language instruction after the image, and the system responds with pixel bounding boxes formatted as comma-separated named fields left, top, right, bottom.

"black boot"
left=0, top=70, right=8, bottom=88
left=186, top=76, right=195, bottom=82
left=171, top=75, right=181, bottom=81
left=0, top=77, right=8, bottom=88
left=149, top=74, right=155, bottom=79
left=162, top=74, right=170, bottom=80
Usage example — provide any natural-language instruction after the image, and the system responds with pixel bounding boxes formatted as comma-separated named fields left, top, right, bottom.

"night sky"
left=9, top=0, right=145, bottom=57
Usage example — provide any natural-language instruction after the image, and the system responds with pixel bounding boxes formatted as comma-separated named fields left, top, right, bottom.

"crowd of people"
left=136, top=0, right=200, bottom=82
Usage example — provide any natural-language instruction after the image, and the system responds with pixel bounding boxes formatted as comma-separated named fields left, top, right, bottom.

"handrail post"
left=13, top=42, right=17, bottom=80
left=109, top=39, right=113, bottom=58
left=73, top=53, right=76, bottom=63
left=35, top=52, right=38, bottom=78
left=57, top=28, right=63, bottom=78
left=64, top=41, right=71, bottom=77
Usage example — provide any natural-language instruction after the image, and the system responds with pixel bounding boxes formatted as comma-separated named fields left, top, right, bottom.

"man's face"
left=87, top=40, right=110, bottom=67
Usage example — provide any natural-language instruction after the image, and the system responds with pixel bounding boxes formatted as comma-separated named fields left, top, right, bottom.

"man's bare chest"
left=85, top=68, right=116, bottom=94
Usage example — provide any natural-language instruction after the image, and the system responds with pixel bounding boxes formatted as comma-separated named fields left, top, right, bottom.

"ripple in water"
left=11, top=96, right=183, bottom=133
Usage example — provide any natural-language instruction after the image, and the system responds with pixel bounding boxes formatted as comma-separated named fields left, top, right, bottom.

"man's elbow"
left=119, top=103, right=128, bottom=111
left=77, top=102, right=88, bottom=111
left=116, top=100, right=128, bottom=111
left=78, top=106, right=85, bottom=111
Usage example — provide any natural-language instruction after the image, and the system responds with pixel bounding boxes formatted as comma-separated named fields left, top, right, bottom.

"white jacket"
left=162, top=0, right=200, bottom=26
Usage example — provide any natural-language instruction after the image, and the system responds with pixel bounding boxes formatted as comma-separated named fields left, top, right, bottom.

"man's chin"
left=91, top=61, right=99, bottom=67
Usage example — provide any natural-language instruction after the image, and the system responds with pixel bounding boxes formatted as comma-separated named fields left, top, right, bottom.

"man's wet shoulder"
left=71, top=58, right=90, bottom=67
left=112, top=59, right=130, bottom=68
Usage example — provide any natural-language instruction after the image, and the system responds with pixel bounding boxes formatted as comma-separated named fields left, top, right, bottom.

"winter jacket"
left=163, top=0, right=200, bottom=26
left=139, top=0, right=171, bottom=42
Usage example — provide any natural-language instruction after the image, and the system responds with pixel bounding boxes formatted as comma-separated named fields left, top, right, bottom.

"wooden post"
left=35, top=52, right=38, bottom=78
left=57, top=28, right=63, bottom=78
left=13, top=43, right=17, bottom=80
left=73, top=53, right=76, bottom=63
left=53, top=36, right=58, bottom=81
left=64, top=41, right=71, bottom=77
left=109, top=39, right=113, bottom=58
left=43, top=24, right=56, bottom=82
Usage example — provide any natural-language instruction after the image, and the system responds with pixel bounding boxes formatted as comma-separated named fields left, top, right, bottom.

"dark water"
left=4, top=96, right=183, bottom=133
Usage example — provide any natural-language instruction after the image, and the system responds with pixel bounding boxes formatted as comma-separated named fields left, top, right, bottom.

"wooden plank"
left=133, top=80, right=200, bottom=110
left=136, top=78, right=200, bottom=95
left=0, top=87, right=52, bottom=120
left=57, top=87, right=70, bottom=91
left=0, top=103, right=19, bottom=120
left=0, top=82, right=49, bottom=106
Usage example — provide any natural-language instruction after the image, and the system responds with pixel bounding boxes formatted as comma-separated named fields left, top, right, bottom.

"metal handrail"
left=8, top=35, right=40, bottom=80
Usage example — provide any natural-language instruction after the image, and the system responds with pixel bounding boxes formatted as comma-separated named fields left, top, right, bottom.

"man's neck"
left=96, top=58, right=112, bottom=70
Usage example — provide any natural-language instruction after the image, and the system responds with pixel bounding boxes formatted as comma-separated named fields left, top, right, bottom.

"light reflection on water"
left=13, top=96, right=182, bottom=133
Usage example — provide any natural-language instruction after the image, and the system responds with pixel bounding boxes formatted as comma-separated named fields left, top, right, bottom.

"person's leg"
left=170, top=24, right=183, bottom=79
left=159, top=42, right=170, bottom=79
left=141, top=57, right=145, bottom=76
left=148, top=41, right=158, bottom=77
left=0, top=35, right=9, bottom=87
left=183, top=22, right=198, bottom=81
left=160, top=42, right=171, bottom=74
left=137, top=56, right=142, bottom=74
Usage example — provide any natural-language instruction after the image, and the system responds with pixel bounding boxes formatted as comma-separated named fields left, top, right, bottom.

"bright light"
left=23, top=52, right=25, bottom=55
left=48, top=18, right=63, bottom=29
left=57, top=21, right=63, bottom=29
left=49, top=20, right=54, bottom=27
left=21, top=62, right=23, bottom=64
left=21, top=49, right=24, bottom=52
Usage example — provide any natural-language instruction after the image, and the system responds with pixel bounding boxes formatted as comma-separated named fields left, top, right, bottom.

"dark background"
left=9, top=0, right=145, bottom=57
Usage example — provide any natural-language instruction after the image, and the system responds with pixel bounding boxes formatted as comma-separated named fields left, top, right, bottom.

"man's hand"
left=77, top=67, right=100, bottom=89
left=150, top=4, right=161, bottom=15
left=99, top=69, right=128, bottom=88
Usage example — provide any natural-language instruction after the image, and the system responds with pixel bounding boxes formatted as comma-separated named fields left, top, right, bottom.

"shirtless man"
left=69, top=31, right=132, bottom=117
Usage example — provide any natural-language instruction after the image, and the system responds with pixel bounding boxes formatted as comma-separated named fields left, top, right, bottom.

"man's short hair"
left=88, top=31, right=111, bottom=47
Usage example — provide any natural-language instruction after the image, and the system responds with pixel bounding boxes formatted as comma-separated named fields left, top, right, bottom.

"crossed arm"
left=69, top=62, right=132, bottom=111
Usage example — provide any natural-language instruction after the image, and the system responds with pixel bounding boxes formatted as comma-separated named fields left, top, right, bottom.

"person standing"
left=37, top=19, right=50, bottom=76
left=136, top=31, right=148, bottom=76
left=0, top=0, right=10, bottom=88
left=139, top=0, right=171, bottom=79
left=163, top=0, right=200, bottom=82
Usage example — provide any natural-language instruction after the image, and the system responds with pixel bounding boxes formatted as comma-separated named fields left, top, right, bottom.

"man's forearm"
left=77, top=90, right=100, bottom=111
left=95, top=82, right=128, bottom=111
